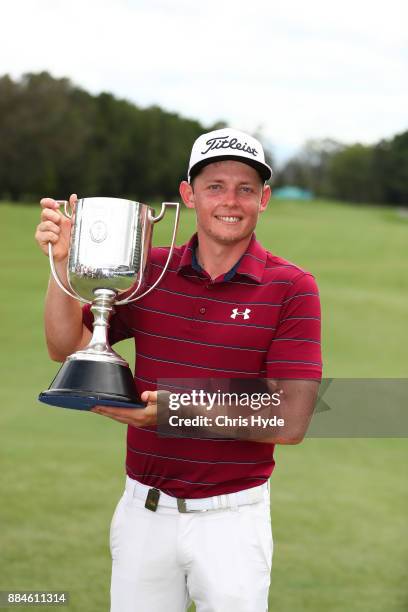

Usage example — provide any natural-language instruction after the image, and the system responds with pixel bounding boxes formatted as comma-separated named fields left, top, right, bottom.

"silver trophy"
left=39, top=197, right=179, bottom=410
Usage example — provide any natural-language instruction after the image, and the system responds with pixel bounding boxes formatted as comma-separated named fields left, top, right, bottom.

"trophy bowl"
left=39, top=197, right=179, bottom=411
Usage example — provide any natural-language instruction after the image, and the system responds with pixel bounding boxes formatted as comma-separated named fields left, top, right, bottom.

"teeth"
left=216, top=216, right=240, bottom=223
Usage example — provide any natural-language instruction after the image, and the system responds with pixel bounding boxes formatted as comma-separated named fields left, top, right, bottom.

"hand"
left=91, top=390, right=158, bottom=427
left=35, top=193, right=78, bottom=261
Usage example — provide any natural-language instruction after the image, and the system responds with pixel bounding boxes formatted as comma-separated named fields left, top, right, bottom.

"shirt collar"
left=177, top=233, right=267, bottom=283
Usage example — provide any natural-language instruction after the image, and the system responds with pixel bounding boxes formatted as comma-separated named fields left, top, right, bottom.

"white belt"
left=126, top=476, right=269, bottom=513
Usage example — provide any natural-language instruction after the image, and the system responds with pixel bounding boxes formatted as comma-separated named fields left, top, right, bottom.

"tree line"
left=0, top=72, right=406, bottom=205
left=274, top=133, right=408, bottom=205
left=0, top=72, right=224, bottom=202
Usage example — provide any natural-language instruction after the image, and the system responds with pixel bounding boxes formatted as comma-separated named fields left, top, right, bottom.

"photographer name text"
left=168, top=415, right=285, bottom=428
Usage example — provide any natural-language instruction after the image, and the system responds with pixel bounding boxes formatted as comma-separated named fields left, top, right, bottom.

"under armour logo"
left=231, top=308, right=251, bottom=320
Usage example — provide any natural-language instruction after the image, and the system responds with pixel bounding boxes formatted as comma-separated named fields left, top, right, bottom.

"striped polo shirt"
left=83, top=233, right=322, bottom=498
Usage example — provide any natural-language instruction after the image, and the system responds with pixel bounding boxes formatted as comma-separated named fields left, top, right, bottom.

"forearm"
left=159, top=380, right=319, bottom=445
left=168, top=404, right=301, bottom=445
left=44, top=260, right=90, bottom=361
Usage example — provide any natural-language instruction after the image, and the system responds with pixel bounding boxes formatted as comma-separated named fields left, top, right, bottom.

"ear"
left=259, top=184, right=271, bottom=213
left=179, top=181, right=195, bottom=209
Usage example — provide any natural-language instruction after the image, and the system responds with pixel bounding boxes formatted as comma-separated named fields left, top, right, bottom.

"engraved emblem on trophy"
left=39, top=197, right=179, bottom=410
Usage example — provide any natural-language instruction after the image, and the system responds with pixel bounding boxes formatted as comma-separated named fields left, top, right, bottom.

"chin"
left=208, top=227, right=253, bottom=245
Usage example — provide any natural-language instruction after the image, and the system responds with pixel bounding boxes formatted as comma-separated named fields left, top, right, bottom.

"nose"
left=222, top=186, right=238, bottom=207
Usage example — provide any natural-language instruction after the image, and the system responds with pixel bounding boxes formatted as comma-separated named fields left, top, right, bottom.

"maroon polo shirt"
left=83, top=233, right=322, bottom=498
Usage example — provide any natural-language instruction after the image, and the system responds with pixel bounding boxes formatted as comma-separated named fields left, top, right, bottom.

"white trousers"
left=110, top=478, right=273, bottom=612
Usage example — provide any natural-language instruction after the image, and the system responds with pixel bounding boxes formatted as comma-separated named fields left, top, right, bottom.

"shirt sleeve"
left=266, top=273, right=322, bottom=379
left=82, top=303, right=133, bottom=346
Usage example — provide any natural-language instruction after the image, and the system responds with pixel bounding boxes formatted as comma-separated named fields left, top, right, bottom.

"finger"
left=40, top=208, right=62, bottom=224
left=91, top=408, right=133, bottom=425
left=141, top=390, right=157, bottom=403
left=40, top=198, right=60, bottom=210
left=93, top=406, right=139, bottom=418
left=96, top=413, right=131, bottom=425
left=38, top=220, right=61, bottom=234
left=35, top=230, right=60, bottom=245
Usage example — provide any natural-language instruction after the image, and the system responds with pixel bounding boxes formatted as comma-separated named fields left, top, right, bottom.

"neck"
left=195, top=231, right=252, bottom=280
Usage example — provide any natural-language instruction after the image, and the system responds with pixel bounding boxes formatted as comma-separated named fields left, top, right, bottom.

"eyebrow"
left=204, top=179, right=256, bottom=185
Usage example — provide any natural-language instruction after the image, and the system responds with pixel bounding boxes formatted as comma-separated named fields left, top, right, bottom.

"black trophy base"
left=39, top=359, right=146, bottom=411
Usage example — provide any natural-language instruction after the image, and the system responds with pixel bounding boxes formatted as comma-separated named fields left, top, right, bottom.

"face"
left=179, top=160, right=271, bottom=247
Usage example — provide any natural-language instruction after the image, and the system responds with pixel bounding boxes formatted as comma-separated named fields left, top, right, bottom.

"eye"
left=240, top=185, right=253, bottom=193
left=208, top=184, right=221, bottom=191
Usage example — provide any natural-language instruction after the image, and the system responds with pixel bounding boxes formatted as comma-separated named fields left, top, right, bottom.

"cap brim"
left=189, top=155, right=272, bottom=182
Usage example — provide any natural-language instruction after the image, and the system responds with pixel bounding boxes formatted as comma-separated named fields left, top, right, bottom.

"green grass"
left=0, top=199, right=407, bottom=611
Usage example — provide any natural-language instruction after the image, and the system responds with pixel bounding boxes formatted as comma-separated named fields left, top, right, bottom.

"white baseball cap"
left=187, top=128, right=272, bottom=183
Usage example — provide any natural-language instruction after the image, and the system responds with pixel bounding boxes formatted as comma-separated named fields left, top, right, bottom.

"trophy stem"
left=39, top=285, right=142, bottom=409
left=68, top=288, right=128, bottom=366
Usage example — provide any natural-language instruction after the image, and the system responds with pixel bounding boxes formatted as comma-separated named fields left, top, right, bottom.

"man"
left=35, top=128, right=322, bottom=612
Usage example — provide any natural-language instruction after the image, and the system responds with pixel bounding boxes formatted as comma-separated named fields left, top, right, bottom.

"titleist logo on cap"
left=201, top=135, right=258, bottom=157
left=187, top=128, right=272, bottom=181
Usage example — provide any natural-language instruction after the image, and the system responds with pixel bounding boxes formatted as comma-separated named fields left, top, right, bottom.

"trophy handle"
left=48, top=199, right=90, bottom=304
left=56, top=199, right=74, bottom=219
left=48, top=243, right=90, bottom=303
left=117, top=202, right=180, bottom=305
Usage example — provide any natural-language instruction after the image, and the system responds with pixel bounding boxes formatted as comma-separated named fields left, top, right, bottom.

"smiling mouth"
left=215, top=215, right=242, bottom=223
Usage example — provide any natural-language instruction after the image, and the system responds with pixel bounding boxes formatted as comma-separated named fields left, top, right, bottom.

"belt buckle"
left=177, top=498, right=187, bottom=513
left=177, top=498, right=208, bottom=513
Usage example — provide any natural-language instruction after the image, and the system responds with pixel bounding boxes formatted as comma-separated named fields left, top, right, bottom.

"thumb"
left=69, top=193, right=78, bottom=210
left=141, top=390, right=152, bottom=403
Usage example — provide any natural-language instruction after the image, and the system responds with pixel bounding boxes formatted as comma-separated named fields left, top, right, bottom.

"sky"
left=1, top=0, right=407, bottom=162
